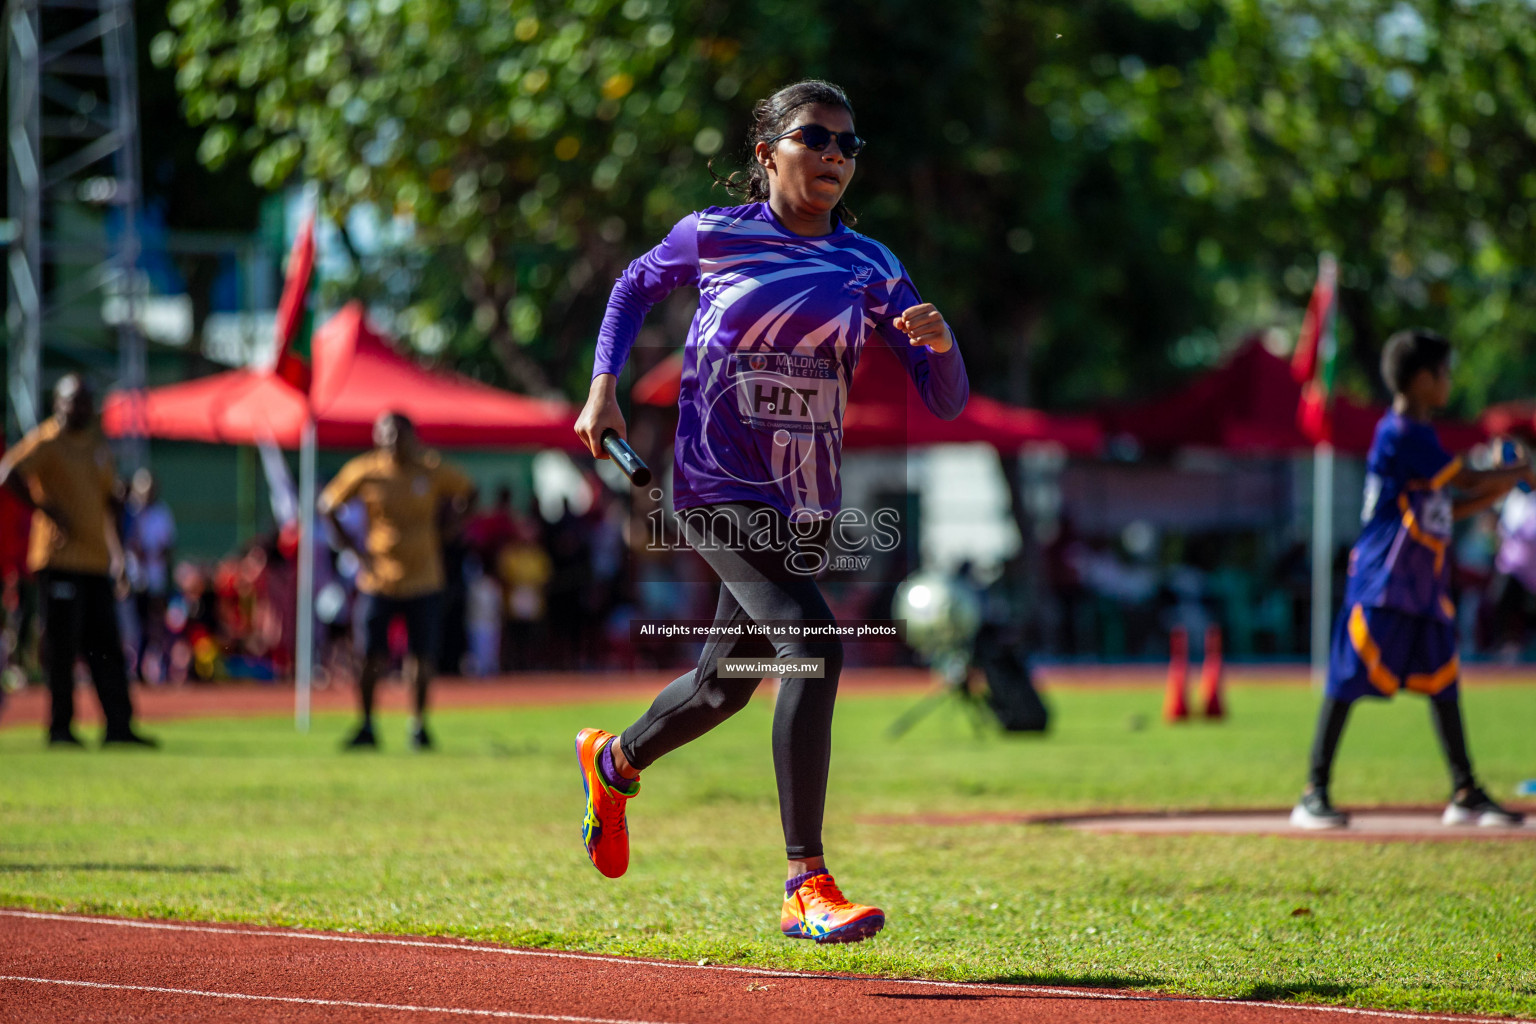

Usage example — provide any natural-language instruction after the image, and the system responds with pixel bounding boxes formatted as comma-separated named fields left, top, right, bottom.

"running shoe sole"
left=1290, top=803, right=1348, bottom=829
left=784, top=912, right=886, bottom=944
left=1443, top=804, right=1525, bottom=827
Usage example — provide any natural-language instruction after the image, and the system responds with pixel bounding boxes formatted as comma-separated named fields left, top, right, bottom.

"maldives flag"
left=1295, top=253, right=1339, bottom=444
left=270, top=212, right=316, bottom=392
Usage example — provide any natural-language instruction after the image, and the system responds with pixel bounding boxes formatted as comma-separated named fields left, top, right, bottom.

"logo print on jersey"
left=1422, top=492, right=1453, bottom=537
left=700, top=352, right=841, bottom=491
left=728, top=353, right=839, bottom=435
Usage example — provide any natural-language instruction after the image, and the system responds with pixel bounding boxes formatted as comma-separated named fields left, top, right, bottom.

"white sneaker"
left=1290, top=790, right=1349, bottom=829
left=1442, top=786, right=1526, bottom=828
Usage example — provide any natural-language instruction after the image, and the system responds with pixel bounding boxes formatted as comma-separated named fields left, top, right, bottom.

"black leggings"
left=1307, top=693, right=1475, bottom=794
left=39, top=570, right=135, bottom=738
left=620, top=503, right=844, bottom=860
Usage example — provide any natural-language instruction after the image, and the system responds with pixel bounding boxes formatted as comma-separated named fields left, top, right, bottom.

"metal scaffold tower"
left=5, top=0, right=144, bottom=444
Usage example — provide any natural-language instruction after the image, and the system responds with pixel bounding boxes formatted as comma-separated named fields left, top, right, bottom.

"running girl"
left=573, top=80, right=969, bottom=943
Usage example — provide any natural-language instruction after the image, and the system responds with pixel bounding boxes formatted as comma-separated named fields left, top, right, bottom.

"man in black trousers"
left=0, top=375, right=156, bottom=748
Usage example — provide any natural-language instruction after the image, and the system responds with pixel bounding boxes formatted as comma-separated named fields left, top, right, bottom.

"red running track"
left=6, top=663, right=1536, bottom=733
left=0, top=909, right=1512, bottom=1024
left=5, top=664, right=1534, bottom=733
left=0, top=669, right=932, bottom=732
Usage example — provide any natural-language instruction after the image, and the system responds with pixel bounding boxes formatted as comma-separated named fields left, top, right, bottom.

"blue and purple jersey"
left=1343, top=411, right=1463, bottom=622
left=593, top=202, right=969, bottom=519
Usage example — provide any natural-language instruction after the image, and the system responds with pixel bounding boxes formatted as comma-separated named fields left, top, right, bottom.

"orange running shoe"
left=575, top=728, right=638, bottom=879
left=781, top=871, right=885, bottom=944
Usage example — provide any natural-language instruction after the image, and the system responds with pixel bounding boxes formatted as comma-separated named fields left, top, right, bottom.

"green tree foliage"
left=1079, top=0, right=1536, bottom=409
left=156, top=0, right=1224, bottom=404
left=155, top=0, right=748, bottom=394
left=784, top=0, right=1222, bottom=406
left=157, top=0, right=1536, bottom=413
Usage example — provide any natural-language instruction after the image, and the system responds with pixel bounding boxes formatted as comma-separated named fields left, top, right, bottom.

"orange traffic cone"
left=1164, top=626, right=1189, bottom=722
left=1199, top=624, right=1225, bottom=719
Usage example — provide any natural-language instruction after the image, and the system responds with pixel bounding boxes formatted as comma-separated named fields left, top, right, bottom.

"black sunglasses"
left=764, top=123, right=865, bottom=157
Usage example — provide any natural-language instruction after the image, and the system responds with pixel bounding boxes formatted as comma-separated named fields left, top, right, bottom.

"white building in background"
left=914, top=444, right=1022, bottom=573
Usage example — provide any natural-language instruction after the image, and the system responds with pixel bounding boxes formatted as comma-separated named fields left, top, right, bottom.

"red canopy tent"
left=631, top=340, right=1102, bottom=455
left=103, top=302, right=580, bottom=450
left=1097, top=338, right=1486, bottom=457
left=101, top=362, right=309, bottom=447
left=102, top=301, right=582, bottom=728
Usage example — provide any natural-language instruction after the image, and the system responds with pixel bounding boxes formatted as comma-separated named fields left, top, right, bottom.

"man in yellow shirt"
left=319, top=412, right=472, bottom=749
left=0, top=375, right=155, bottom=747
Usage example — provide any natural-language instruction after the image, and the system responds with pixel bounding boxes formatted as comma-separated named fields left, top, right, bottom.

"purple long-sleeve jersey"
left=593, top=202, right=969, bottom=519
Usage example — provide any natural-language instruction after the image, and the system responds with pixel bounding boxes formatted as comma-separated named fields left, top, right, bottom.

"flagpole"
left=296, top=416, right=317, bottom=731
left=1310, top=441, right=1334, bottom=688
left=286, top=184, right=321, bottom=733
left=1292, top=251, right=1339, bottom=690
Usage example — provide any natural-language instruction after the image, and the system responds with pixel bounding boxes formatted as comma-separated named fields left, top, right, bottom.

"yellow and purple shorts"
left=1326, top=603, right=1459, bottom=704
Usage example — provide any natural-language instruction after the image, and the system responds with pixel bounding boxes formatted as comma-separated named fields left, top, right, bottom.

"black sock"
left=1307, top=697, right=1352, bottom=793
left=358, top=679, right=377, bottom=726
left=1429, top=697, right=1476, bottom=794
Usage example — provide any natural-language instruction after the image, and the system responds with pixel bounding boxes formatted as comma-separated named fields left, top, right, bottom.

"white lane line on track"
left=0, top=909, right=1502, bottom=1023
left=0, top=975, right=681, bottom=1024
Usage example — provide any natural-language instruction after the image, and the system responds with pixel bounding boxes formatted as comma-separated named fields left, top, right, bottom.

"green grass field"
left=2, top=682, right=1533, bottom=1017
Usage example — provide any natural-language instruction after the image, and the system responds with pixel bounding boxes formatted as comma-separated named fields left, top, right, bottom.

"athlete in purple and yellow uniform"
left=1293, top=330, right=1534, bottom=830
left=571, top=80, right=968, bottom=943
left=1329, top=409, right=1464, bottom=705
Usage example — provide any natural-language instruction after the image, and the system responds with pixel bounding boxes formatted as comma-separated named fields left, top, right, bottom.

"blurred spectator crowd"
left=7, top=474, right=1536, bottom=690
left=1033, top=501, right=1536, bottom=664
left=1, top=471, right=708, bottom=690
